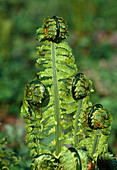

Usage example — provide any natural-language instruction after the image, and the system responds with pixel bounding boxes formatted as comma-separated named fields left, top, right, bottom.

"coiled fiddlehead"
left=37, top=16, right=68, bottom=43
left=68, top=147, right=82, bottom=169
left=97, top=152, right=117, bottom=170
left=21, top=78, right=51, bottom=157
left=77, top=103, right=112, bottom=163
left=71, top=73, right=93, bottom=147
left=88, top=104, right=111, bottom=130
left=26, top=79, right=50, bottom=108
left=72, top=73, right=93, bottom=101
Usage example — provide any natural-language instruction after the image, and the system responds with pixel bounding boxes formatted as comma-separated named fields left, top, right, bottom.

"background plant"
left=0, top=133, right=21, bottom=169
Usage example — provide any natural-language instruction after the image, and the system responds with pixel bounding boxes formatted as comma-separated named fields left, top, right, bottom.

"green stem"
left=91, top=129, right=100, bottom=157
left=51, top=42, right=61, bottom=156
left=74, top=99, right=82, bottom=147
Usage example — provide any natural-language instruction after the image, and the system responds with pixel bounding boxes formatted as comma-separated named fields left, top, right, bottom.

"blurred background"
left=0, top=0, right=117, bottom=169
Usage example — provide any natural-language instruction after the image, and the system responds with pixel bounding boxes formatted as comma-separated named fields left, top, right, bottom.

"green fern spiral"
left=26, top=79, right=50, bottom=108
left=88, top=104, right=112, bottom=130
left=36, top=16, right=68, bottom=43
left=72, top=73, right=93, bottom=101
left=97, top=152, right=117, bottom=170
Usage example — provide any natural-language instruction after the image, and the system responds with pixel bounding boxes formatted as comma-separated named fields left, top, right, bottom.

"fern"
left=0, top=136, right=21, bottom=169
left=30, top=153, right=59, bottom=170
left=21, top=16, right=116, bottom=169
left=21, top=16, right=79, bottom=157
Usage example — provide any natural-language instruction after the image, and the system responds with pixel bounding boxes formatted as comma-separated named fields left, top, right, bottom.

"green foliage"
left=0, top=123, right=32, bottom=170
left=21, top=16, right=78, bottom=157
left=21, top=16, right=117, bottom=169
left=0, top=135, right=21, bottom=169
left=0, top=0, right=38, bottom=114
left=59, top=147, right=80, bottom=170
left=30, top=154, right=59, bottom=170
left=0, top=1, right=117, bottom=156
left=0, top=0, right=117, bottom=168
left=30, top=147, right=80, bottom=170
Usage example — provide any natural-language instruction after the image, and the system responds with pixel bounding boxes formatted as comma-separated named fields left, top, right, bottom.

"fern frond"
left=30, top=153, right=59, bottom=170
left=35, top=35, right=78, bottom=149
left=0, top=136, right=21, bottom=168
left=21, top=16, right=114, bottom=169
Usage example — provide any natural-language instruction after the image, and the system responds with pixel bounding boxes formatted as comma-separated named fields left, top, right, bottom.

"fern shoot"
left=21, top=16, right=117, bottom=169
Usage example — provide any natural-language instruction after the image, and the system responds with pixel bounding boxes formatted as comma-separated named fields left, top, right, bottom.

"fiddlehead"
left=36, top=16, right=68, bottom=43
left=72, top=73, right=93, bottom=101
left=88, top=104, right=111, bottom=130
left=78, top=149, right=94, bottom=170
left=77, top=103, right=112, bottom=163
left=26, top=79, right=50, bottom=108
left=71, top=73, right=94, bottom=147
left=97, top=152, right=117, bottom=170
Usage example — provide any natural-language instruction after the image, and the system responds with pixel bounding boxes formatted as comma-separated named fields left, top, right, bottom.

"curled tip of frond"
left=72, top=73, right=94, bottom=101
left=88, top=104, right=112, bottom=130
left=26, top=79, right=50, bottom=108
left=97, top=152, right=117, bottom=170
left=36, top=16, right=69, bottom=43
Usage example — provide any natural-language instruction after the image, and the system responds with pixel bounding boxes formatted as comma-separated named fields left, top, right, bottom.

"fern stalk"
left=91, top=129, right=100, bottom=157
left=51, top=42, right=61, bottom=156
left=74, top=99, right=82, bottom=147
